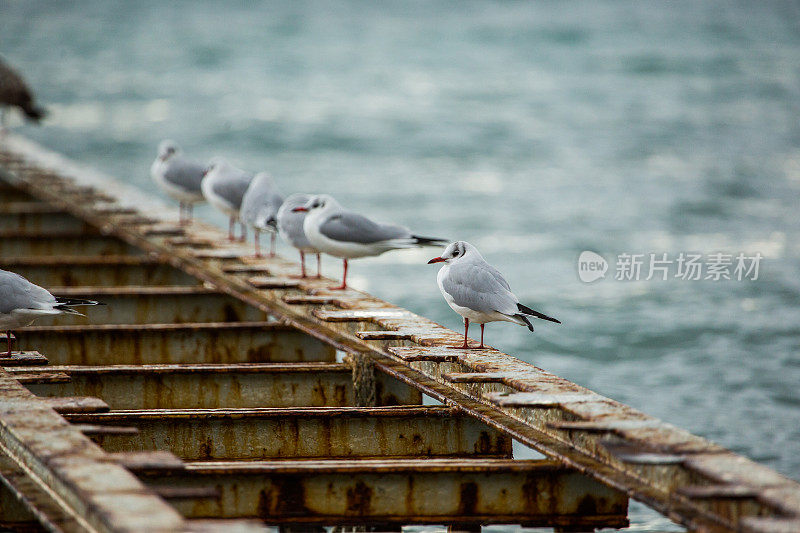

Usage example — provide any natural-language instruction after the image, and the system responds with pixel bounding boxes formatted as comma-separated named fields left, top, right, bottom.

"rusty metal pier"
left=0, top=134, right=798, bottom=532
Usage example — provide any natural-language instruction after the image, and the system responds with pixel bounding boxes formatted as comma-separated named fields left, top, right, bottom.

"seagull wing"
left=318, top=211, right=410, bottom=244
left=0, top=270, right=56, bottom=314
left=163, top=157, right=206, bottom=193
left=441, top=261, right=519, bottom=316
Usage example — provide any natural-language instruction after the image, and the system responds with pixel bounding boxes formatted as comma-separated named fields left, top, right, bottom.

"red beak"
left=292, top=207, right=308, bottom=212
left=427, top=256, right=445, bottom=264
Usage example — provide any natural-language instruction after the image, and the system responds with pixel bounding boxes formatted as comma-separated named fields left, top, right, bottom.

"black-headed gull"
left=201, top=157, right=253, bottom=241
left=0, top=269, right=102, bottom=356
left=277, top=193, right=322, bottom=279
left=240, top=172, right=284, bottom=258
left=428, top=241, right=560, bottom=349
left=0, top=56, right=45, bottom=130
left=294, top=194, right=446, bottom=290
left=150, top=140, right=206, bottom=225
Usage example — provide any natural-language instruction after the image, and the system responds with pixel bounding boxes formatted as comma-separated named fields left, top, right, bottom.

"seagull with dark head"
left=240, top=172, right=284, bottom=258
left=150, top=140, right=206, bottom=225
left=428, top=241, right=560, bottom=349
left=295, top=194, right=446, bottom=290
left=0, top=269, right=102, bottom=357
left=201, top=157, right=254, bottom=241
left=0, top=56, right=46, bottom=131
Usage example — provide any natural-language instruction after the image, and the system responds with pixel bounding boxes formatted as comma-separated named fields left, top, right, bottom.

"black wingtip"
left=412, top=235, right=449, bottom=247
left=517, top=303, right=560, bottom=324
left=515, top=314, right=535, bottom=332
left=23, top=105, right=46, bottom=123
left=55, top=297, right=104, bottom=308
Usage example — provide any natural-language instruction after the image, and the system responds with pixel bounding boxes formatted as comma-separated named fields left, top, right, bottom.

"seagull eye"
left=452, top=251, right=459, bottom=257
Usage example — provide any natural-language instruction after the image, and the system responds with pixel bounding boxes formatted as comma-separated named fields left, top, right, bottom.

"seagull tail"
left=517, top=303, right=560, bottom=324
left=411, top=235, right=449, bottom=247
left=54, top=297, right=104, bottom=315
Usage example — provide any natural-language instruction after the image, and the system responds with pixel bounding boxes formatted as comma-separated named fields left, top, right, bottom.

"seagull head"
left=293, top=194, right=336, bottom=213
left=428, top=241, right=474, bottom=264
left=203, top=156, right=227, bottom=177
left=157, top=140, right=179, bottom=161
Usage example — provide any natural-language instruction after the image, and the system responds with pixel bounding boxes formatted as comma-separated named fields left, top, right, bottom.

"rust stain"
left=345, top=481, right=373, bottom=516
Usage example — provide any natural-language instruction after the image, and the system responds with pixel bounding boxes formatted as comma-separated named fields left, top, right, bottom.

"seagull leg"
left=254, top=231, right=262, bottom=258
left=316, top=254, right=322, bottom=279
left=270, top=233, right=276, bottom=258
left=461, top=319, right=470, bottom=349
left=239, top=223, right=247, bottom=243
left=479, top=324, right=485, bottom=349
left=300, top=251, right=307, bottom=278
left=228, top=217, right=235, bottom=241
left=329, top=259, right=348, bottom=290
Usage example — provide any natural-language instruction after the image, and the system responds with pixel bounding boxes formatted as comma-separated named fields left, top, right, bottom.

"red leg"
left=329, top=259, right=348, bottom=290
left=300, top=251, right=307, bottom=278
left=270, top=233, right=276, bottom=257
left=254, top=232, right=262, bottom=258
left=239, top=223, right=247, bottom=243
left=228, top=217, right=235, bottom=241
left=461, top=318, right=470, bottom=349
left=316, top=254, right=322, bottom=278
left=479, top=324, right=485, bottom=349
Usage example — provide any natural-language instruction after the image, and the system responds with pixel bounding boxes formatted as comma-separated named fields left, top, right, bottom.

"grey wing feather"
left=163, top=157, right=205, bottom=193
left=0, top=270, right=54, bottom=313
left=442, top=263, right=518, bottom=316
left=213, top=175, right=252, bottom=210
left=319, top=212, right=410, bottom=244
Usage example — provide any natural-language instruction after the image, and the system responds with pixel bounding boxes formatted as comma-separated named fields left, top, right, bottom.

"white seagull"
left=240, top=172, right=284, bottom=258
left=428, top=241, right=560, bottom=349
left=201, top=157, right=253, bottom=241
left=0, top=269, right=102, bottom=356
left=294, top=194, right=446, bottom=290
left=277, top=193, right=322, bottom=279
left=150, top=140, right=206, bottom=225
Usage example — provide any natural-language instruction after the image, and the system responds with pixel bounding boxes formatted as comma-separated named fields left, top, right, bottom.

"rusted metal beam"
left=0, top=202, right=93, bottom=232
left=17, top=363, right=421, bottom=409
left=0, top=232, right=137, bottom=256
left=65, top=406, right=511, bottom=460
left=45, top=286, right=267, bottom=325
left=0, top=255, right=199, bottom=287
left=4, top=134, right=799, bottom=531
left=136, top=458, right=628, bottom=528
left=13, top=322, right=337, bottom=365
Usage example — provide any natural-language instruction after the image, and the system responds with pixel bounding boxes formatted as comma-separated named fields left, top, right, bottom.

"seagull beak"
left=292, top=207, right=308, bottom=212
left=427, top=256, right=445, bottom=264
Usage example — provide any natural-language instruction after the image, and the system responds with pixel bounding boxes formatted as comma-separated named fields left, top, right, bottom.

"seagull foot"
left=328, top=284, right=347, bottom=291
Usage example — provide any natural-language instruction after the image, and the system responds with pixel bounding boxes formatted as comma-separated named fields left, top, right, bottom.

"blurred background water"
left=3, top=1, right=800, bottom=531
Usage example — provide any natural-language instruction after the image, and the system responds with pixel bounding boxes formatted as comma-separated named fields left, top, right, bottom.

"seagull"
left=240, top=172, right=284, bottom=258
left=277, top=193, right=322, bottom=279
left=428, top=241, right=560, bottom=349
left=150, top=140, right=206, bottom=225
left=295, top=194, right=447, bottom=290
left=0, top=56, right=46, bottom=131
left=201, top=157, right=253, bottom=241
left=0, top=269, right=102, bottom=357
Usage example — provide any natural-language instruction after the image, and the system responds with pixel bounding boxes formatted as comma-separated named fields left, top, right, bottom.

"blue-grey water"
left=3, top=2, right=800, bottom=531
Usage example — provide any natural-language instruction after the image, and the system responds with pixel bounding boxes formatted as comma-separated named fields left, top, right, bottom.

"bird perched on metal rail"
left=150, top=140, right=206, bottom=225
left=295, top=194, right=447, bottom=290
left=428, top=241, right=560, bottom=349
left=201, top=157, right=254, bottom=241
left=277, top=193, right=323, bottom=279
left=0, top=269, right=103, bottom=357
left=0, top=56, right=46, bottom=131
left=240, top=172, right=284, bottom=258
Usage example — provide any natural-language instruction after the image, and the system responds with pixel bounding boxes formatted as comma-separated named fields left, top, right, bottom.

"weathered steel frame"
left=1, top=134, right=799, bottom=531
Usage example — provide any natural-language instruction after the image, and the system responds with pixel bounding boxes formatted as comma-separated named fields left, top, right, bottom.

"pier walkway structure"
left=0, top=134, right=798, bottom=532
